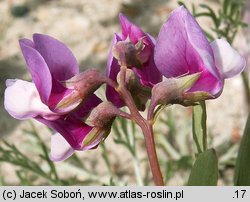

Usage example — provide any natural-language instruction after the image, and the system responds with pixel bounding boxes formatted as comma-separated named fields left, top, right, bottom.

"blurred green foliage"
left=11, top=5, right=29, bottom=17
left=179, top=0, right=247, bottom=43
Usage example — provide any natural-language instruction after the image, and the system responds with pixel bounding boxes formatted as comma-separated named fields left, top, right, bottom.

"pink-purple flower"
left=106, top=13, right=162, bottom=108
left=154, top=6, right=246, bottom=99
left=4, top=7, right=246, bottom=163
left=4, top=34, right=106, bottom=161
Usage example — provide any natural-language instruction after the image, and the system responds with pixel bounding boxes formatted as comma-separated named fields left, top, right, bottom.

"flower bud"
left=55, top=69, right=105, bottom=112
left=116, top=69, right=137, bottom=88
left=117, top=69, right=151, bottom=111
left=151, top=73, right=201, bottom=106
left=182, top=91, right=214, bottom=106
left=148, top=73, right=202, bottom=119
left=82, top=101, right=121, bottom=149
left=112, top=37, right=150, bottom=68
left=85, top=101, right=119, bottom=128
left=82, top=126, right=111, bottom=149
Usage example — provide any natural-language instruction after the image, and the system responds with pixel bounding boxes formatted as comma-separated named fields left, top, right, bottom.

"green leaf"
left=177, top=1, right=186, bottom=8
left=100, top=143, right=112, bottom=174
left=223, top=0, right=230, bottom=15
left=191, top=4, right=196, bottom=15
left=187, top=149, right=218, bottom=186
left=192, top=101, right=207, bottom=154
left=200, top=4, right=219, bottom=27
left=234, top=113, right=250, bottom=185
left=195, top=12, right=216, bottom=18
left=121, top=117, right=128, bottom=136
left=0, top=175, right=5, bottom=185
left=203, top=30, right=215, bottom=41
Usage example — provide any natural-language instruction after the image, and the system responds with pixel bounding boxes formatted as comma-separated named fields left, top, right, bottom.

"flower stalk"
left=115, top=65, right=164, bottom=186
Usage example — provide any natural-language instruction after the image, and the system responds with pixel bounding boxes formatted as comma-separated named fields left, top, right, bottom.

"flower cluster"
left=4, top=6, right=245, bottom=161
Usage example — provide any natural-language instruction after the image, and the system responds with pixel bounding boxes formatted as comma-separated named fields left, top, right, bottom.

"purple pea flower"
left=106, top=14, right=162, bottom=108
left=4, top=34, right=106, bottom=161
left=38, top=94, right=104, bottom=161
left=154, top=6, right=246, bottom=99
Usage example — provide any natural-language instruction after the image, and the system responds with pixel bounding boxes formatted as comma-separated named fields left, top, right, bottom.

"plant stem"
left=138, top=120, right=164, bottom=185
left=117, top=66, right=164, bottom=185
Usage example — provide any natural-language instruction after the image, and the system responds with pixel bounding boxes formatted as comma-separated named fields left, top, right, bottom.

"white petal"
left=211, top=39, right=246, bottom=79
left=6, top=79, right=17, bottom=87
left=4, top=79, right=58, bottom=120
left=50, top=132, right=74, bottom=162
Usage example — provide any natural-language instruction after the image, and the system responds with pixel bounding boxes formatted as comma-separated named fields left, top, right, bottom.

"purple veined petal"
left=51, top=69, right=105, bottom=114
left=47, top=75, right=76, bottom=113
left=70, top=94, right=102, bottom=119
left=119, top=15, right=162, bottom=86
left=188, top=70, right=224, bottom=98
left=4, top=79, right=60, bottom=120
left=50, top=132, right=74, bottom=162
left=119, top=13, right=145, bottom=43
left=106, top=34, right=125, bottom=107
left=48, top=87, right=79, bottom=114
left=20, top=37, right=74, bottom=110
left=155, top=6, right=220, bottom=80
left=106, top=33, right=122, bottom=78
left=133, top=53, right=162, bottom=87
left=33, top=33, right=79, bottom=81
left=132, top=32, right=162, bottom=86
left=147, top=33, right=156, bottom=45
left=211, top=39, right=246, bottom=79
left=81, top=127, right=109, bottom=150
left=36, top=116, right=93, bottom=150
left=119, top=13, right=154, bottom=50
left=20, top=38, right=35, bottom=48
left=36, top=94, right=103, bottom=150
left=19, top=39, right=52, bottom=104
